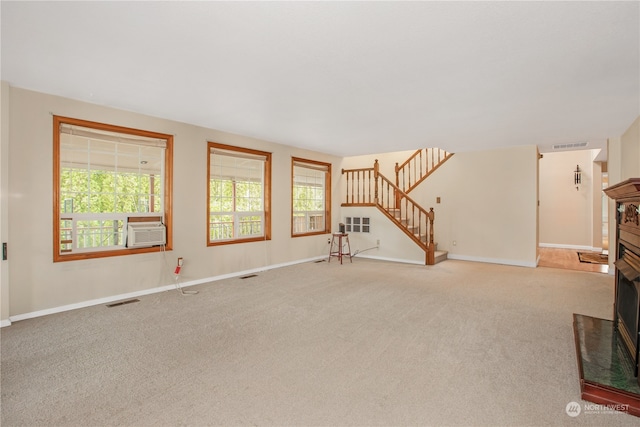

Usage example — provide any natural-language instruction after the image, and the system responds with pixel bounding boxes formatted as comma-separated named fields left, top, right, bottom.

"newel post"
left=395, top=162, right=400, bottom=188
left=426, top=207, right=436, bottom=265
left=373, top=159, right=379, bottom=205
left=394, top=162, right=402, bottom=209
left=341, top=168, right=347, bottom=204
left=428, top=207, right=435, bottom=245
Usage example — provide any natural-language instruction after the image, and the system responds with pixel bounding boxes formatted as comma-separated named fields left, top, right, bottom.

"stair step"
left=434, top=250, right=448, bottom=264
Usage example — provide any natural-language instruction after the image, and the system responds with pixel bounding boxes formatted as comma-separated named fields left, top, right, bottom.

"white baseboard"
left=539, top=243, right=603, bottom=252
left=356, top=252, right=538, bottom=268
left=354, top=254, right=425, bottom=265
left=447, top=253, right=537, bottom=268
left=8, top=255, right=327, bottom=324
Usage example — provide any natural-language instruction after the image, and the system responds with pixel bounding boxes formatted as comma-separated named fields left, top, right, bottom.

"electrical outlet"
left=376, top=239, right=380, bottom=246
left=327, top=238, right=331, bottom=244
left=178, top=257, right=183, bottom=266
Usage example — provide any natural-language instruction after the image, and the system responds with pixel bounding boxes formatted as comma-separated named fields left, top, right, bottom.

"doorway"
left=602, top=168, right=609, bottom=252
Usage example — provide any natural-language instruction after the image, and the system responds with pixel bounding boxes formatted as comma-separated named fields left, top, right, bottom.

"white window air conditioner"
left=127, top=222, right=166, bottom=248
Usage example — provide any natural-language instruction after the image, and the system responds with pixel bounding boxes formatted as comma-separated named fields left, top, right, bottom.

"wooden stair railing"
left=342, top=160, right=436, bottom=265
left=395, top=148, right=453, bottom=194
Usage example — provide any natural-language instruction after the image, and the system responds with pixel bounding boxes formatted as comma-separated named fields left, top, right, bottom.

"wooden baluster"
left=357, top=171, right=361, bottom=204
left=350, top=171, right=354, bottom=204
left=431, top=148, right=435, bottom=172
left=368, top=169, right=372, bottom=204
left=382, top=181, right=386, bottom=208
left=400, top=198, right=410, bottom=227
left=411, top=203, right=416, bottom=241
left=431, top=148, right=435, bottom=173
left=425, top=148, right=429, bottom=173
left=403, top=166, right=407, bottom=193
left=387, top=182, right=391, bottom=209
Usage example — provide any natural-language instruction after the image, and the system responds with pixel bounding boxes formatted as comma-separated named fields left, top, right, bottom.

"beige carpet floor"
left=1, top=258, right=636, bottom=426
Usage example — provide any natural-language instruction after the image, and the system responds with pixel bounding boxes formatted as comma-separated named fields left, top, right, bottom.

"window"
left=53, top=116, right=173, bottom=261
left=292, top=158, right=331, bottom=236
left=208, top=142, right=271, bottom=245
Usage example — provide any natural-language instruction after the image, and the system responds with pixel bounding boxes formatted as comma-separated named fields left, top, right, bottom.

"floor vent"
left=240, top=274, right=258, bottom=279
left=106, top=299, right=140, bottom=308
left=314, top=259, right=326, bottom=263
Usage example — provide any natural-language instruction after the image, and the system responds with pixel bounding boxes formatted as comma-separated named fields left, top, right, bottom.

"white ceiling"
left=2, top=1, right=638, bottom=157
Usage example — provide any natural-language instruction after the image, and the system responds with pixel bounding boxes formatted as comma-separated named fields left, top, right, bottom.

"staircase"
left=342, top=149, right=452, bottom=265
left=396, top=148, right=453, bottom=194
left=387, top=206, right=449, bottom=264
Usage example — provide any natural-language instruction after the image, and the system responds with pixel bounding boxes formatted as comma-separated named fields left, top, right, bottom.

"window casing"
left=208, top=142, right=271, bottom=245
left=53, top=116, right=173, bottom=261
left=292, top=158, right=331, bottom=236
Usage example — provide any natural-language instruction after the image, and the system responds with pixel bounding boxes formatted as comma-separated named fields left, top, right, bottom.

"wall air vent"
left=552, top=142, right=588, bottom=150
left=345, top=217, right=370, bottom=233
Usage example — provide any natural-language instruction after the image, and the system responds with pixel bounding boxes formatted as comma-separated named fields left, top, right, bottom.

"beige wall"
left=340, top=206, right=426, bottom=264
left=5, top=82, right=636, bottom=322
left=538, top=149, right=603, bottom=250
left=591, top=159, right=603, bottom=250
left=412, top=145, right=539, bottom=266
left=0, top=82, right=9, bottom=325
left=5, top=86, right=342, bottom=319
left=344, top=145, right=539, bottom=267
left=620, top=115, right=640, bottom=180
left=607, top=116, right=640, bottom=268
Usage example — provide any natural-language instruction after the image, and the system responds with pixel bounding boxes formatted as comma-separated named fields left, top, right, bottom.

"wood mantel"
left=604, top=178, right=640, bottom=201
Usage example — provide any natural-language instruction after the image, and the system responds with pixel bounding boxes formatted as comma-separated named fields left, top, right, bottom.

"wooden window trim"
left=291, top=157, right=331, bottom=237
left=53, top=115, right=173, bottom=262
left=207, top=141, right=271, bottom=246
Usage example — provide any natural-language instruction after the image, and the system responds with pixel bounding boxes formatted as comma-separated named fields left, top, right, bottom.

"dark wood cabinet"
left=604, top=178, right=640, bottom=381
